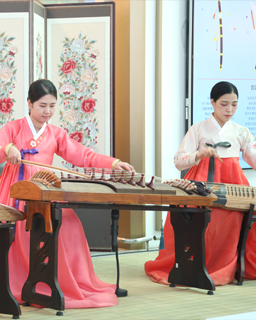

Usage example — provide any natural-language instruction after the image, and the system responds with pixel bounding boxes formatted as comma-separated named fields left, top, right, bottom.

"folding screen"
left=45, top=2, right=115, bottom=170
left=0, top=0, right=31, bottom=125
left=0, top=0, right=115, bottom=250
left=0, top=0, right=115, bottom=162
left=33, top=1, right=46, bottom=80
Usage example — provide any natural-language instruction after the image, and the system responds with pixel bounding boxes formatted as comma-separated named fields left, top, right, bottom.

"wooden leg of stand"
left=0, top=225, right=21, bottom=319
left=22, top=204, right=64, bottom=311
left=26, top=201, right=52, bottom=233
left=235, top=203, right=255, bottom=285
left=111, top=210, right=127, bottom=297
left=168, top=206, right=215, bottom=293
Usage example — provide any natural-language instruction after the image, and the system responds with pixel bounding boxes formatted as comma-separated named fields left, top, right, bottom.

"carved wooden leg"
left=168, top=206, right=215, bottom=293
left=235, top=203, right=255, bottom=285
left=111, top=210, right=128, bottom=297
left=22, top=204, right=64, bottom=313
left=26, top=201, right=52, bottom=234
left=0, top=224, right=21, bottom=319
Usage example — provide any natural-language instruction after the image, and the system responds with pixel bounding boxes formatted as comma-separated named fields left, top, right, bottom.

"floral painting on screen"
left=58, top=32, right=100, bottom=170
left=36, top=32, right=43, bottom=79
left=0, top=31, right=18, bottom=129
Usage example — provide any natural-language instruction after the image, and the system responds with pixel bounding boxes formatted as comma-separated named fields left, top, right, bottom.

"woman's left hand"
left=114, top=161, right=135, bottom=173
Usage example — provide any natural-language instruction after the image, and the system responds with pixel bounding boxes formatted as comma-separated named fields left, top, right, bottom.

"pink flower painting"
left=58, top=33, right=100, bottom=171
left=81, top=98, right=96, bottom=114
left=69, top=131, right=83, bottom=143
left=61, top=60, right=76, bottom=74
left=0, top=31, right=17, bottom=128
left=36, top=33, right=43, bottom=79
left=0, top=98, right=13, bottom=114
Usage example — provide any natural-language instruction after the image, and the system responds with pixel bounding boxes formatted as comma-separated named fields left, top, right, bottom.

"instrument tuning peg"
left=100, top=168, right=106, bottom=181
left=118, top=170, right=126, bottom=184
left=127, top=172, right=136, bottom=186
left=110, top=169, right=118, bottom=182
left=91, top=168, right=96, bottom=180
left=146, top=176, right=155, bottom=190
left=102, top=168, right=111, bottom=181
left=75, top=168, right=80, bottom=179
left=136, top=174, right=145, bottom=188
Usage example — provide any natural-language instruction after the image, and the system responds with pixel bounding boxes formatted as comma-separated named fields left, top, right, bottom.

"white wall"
left=160, top=0, right=187, bottom=224
left=129, top=0, right=256, bottom=246
left=129, top=0, right=187, bottom=246
left=243, top=170, right=256, bottom=186
left=161, top=0, right=187, bottom=181
left=144, top=0, right=157, bottom=243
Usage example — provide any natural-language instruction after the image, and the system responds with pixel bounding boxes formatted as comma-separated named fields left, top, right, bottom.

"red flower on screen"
left=0, top=98, right=13, bottom=114
left=81, top=98, right=96, bottom=114
left=39, top=57, right=43, bottom=71
left=69, top=131, right=83, bottom=143
left=61, top=60, right=76, bottom=74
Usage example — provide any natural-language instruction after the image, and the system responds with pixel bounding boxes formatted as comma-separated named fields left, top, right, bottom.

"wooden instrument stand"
left=0, top=204, right=26, bottom=319
left=167, top=206, right=215, bottom=294
left=0, top=224, right=21, bottom=319
left=20, top=201, right=218, bottom=315
left=235, top=203, right=255, bottom=285
left=22, top=204, right=64, bottom=313
left=10, top=178, right=255, bottom=313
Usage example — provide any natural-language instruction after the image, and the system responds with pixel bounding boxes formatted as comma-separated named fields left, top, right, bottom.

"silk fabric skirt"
left=145, top=157, right=256, bottom=285
left=8, top=209, right=118, bottom=309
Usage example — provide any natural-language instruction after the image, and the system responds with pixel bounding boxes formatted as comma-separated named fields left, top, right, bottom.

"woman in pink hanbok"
left=0, top=79, right=134, bottom=309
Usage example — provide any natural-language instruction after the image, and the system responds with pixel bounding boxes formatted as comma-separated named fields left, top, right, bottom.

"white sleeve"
left=174, top=125, right=200, bottom=171
left=241, top=127, right=256, bottom=169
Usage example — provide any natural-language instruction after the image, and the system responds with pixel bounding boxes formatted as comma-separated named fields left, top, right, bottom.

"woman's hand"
left=114, top=161, right=135, bottom=173
left=7, top=146, right=21, bottom=166
left=195, top=146, right=216, bottom=162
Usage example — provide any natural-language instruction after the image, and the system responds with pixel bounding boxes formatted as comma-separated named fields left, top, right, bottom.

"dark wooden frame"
left=21, top=201, right=216, bottom=315
left=0, top=224, right=21, bottom=319
left=21, top=200, right=254, bottom=313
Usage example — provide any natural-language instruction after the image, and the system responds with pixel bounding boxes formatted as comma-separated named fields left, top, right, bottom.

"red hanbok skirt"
left=145, top=157, right=256, bottom=285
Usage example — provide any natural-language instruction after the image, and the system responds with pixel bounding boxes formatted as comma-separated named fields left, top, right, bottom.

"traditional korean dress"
left=0, top=115, right=119, bottom=308
left=145, top=114, right=256, bottom=286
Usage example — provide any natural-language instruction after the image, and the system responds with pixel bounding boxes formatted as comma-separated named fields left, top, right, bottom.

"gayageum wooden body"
left=206, top=182, right=256, bottom=212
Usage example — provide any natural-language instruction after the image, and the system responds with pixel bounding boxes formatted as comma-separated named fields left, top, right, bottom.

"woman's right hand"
left=7, top=146, right=21, bottom=166
left=195, top=146, right=216, bottom=162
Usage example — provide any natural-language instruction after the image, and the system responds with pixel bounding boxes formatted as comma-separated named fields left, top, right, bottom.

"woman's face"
left=28, top=94, right=56, bottom=127
left=211, top=92, right=238, bottom=127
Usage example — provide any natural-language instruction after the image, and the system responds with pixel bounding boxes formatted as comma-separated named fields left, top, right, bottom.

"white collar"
left=210, top=113, right=231, bottom=136
left=26, top=114, right=47, bottom=140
